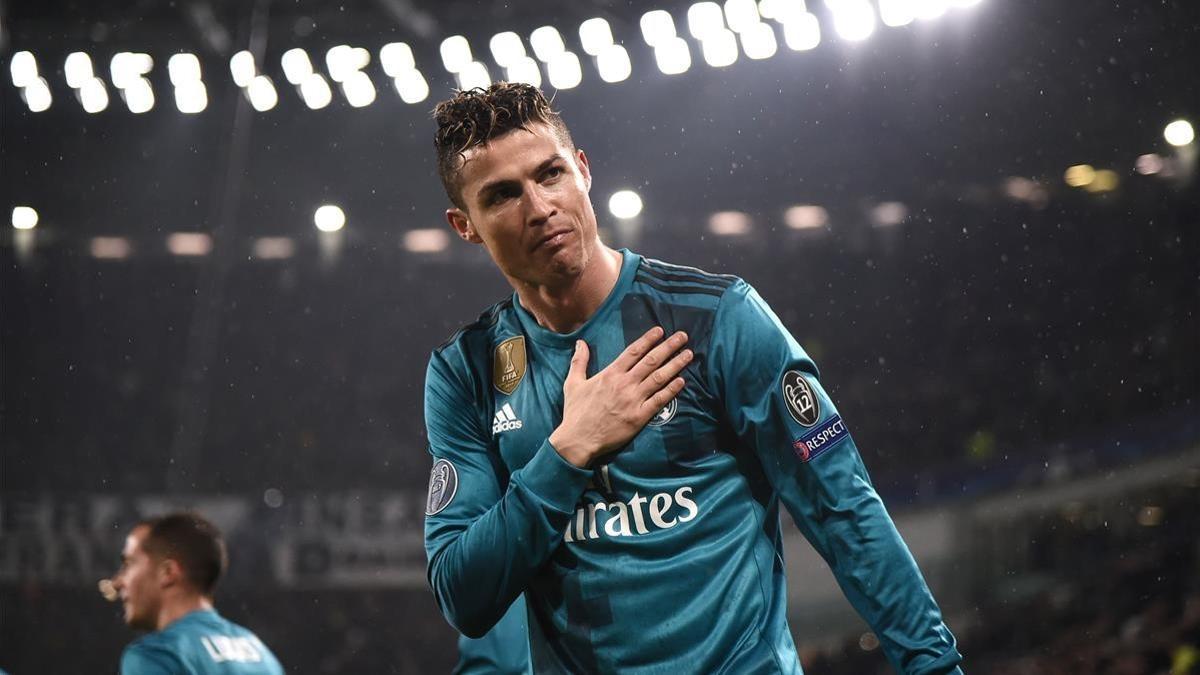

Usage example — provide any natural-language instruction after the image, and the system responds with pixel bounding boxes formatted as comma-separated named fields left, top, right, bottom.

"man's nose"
left=525, top=185, right=556, bottom=225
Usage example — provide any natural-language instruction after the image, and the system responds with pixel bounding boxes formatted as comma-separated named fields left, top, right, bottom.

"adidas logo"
left=492, top=403, right=523, bottom=434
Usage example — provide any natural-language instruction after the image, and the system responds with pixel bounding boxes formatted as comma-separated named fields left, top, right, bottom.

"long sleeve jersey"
left=424, top=250, right=962, bottom=674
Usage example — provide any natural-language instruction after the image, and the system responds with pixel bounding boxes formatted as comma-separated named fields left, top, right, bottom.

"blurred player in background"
left=422, top=82, right=962, bottom=673
left=108, top=512, right=284, bottom=675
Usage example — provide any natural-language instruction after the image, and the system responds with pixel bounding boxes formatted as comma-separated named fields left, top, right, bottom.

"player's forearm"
left=427, top=439, right=591, bottom=637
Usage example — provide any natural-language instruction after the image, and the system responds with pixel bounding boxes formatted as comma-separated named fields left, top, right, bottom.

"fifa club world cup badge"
left=493, top=336, right=527, bottom=395
left=781, top=370, right=820, bottom=427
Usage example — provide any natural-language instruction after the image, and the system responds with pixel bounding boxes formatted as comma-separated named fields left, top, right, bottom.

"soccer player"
left=110, top=512, right=284, bottom=675
left=423, top=83, right=962, bottom=673
left=454, top=594, right=530, bottom=674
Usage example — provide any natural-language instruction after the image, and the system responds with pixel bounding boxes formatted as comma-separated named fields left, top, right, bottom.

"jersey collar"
left=512, top=248, right=641, bottom=349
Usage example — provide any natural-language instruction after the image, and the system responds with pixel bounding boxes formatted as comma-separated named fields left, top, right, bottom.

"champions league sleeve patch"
left=425, top=458, right=459, bottom=516
left=792, top=415, right=850, bottom=463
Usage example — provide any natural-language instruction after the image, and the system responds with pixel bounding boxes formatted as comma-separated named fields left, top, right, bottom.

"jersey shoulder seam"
left=434, top=296, right=514, bottom=354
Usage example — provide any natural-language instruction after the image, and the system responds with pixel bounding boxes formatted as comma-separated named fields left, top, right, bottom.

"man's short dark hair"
left=433, top=82, right=575, bottom=210
left=138, top=512, right=228, bottom=596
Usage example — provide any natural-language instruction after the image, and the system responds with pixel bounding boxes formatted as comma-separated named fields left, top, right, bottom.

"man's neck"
left=514, top=245, right=622, bottom=334
left=155, top=593, right=213, bottom=631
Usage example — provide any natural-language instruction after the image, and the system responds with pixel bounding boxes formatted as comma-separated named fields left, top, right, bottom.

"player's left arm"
left=709, top=279, right=963, bottom=675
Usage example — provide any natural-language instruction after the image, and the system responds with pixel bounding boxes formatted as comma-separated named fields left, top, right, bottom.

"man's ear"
left=576, top=148, right=592, bottom=192
left=446, top=208, right=483, bottom=244
left=157, top=558, right=184, bottom=590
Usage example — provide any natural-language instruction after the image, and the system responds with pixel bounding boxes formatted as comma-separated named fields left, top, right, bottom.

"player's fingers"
left=564, top=340, right=589, bottom=387
left=629, top=331, right=688, bottom=380
left=610, top=326, right=665, bottom=371
left=639, top=348, right=692, bottom=396
left=640, top=377, right=685, bottom=420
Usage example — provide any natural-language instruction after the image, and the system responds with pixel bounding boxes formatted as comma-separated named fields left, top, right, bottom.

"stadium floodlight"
left=458, top=61, right=491, bottom=90
left=547, top=51, right=583, bottom=90
left=380, top=42, right=416, bottom=76
left=10, top=50, right=38, bottom=87
left=90, top=237, right=132, bottom=260
left=80, top=78, right=109, bottom=113
left=759, top=0, right=804, bottom=21
left=1135, top=154, right=1164, bottom=176
left=912, top=0, right=949, bottom=20
left=1063, top=164, right=1095, bottom=188
left=608, top=190, right=644, bottom=219
left=655, top=37, right=692, bottom=75
left=782, top=12, right=821, bottom=50
left=342, top=71, right=376, bottom=108
left=230, top=50, right=256, bottom=87
left=1164, top=119, right=1195, bottom=147
left=247, top=75, right=278, bottom=112
left=65, top=52, right=95, bottom=88
left=393, top=69, right=430, bottom=104
left=596, top=45, right=632, bottom=83
left=784, top=204, right=829, bottom=229
left=640, top=10, right=677, bottom=46
left=741, top=22, right=778, bottom=59
left=123, top=78, right=154, bottom=113
left=314, top=205, right=346, bottom=232
left=531, top=26, right=567, bottom=62
left=870, top=201, right=908, bottom=227
left=688, top=2, right=727, bottom=40
left=701, top=30, right=739, bottom=67
left=506, top=56, right=543, bottom=87
left=827, top=0, right=876, bottom=41
left=23, top=77, right=52, bottom=112
left=326, top=46, right=369, bottom=82
left=167, top=53, right=201, bottom=85
left=489, top=32, right=527, bottom=67
left=174, top=81, right=208, bottom=114
left=252, top=237, right=295, bottom=260
left=403, top=228, right=451, bottom=253
left=724, top=0, right=762, bottom=33
left=281, top=48, right=314, bottom=84
left=11, top=206, right=38, bottom=230
left=579, top=18, right=615, bottom=55
left=440, top=35, right=473, bottom=73
left=878, top=0, right=916, bottom=26
left=709, top=211, right=751, bottom=235
left=166, top=233, right=213, bottom=256
left=300, top=73, right=333, bottom=109
left=950, top=0, right=983, bottom=6
left=112, top=52, right=153, bottom=89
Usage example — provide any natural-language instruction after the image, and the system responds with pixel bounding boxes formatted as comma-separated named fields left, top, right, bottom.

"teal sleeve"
left=120, top=643, right=179, bottom=675
left=454, top=594, right=530, bottom=674
left=424, top=349, right=593, bottom=638
left=709, top=280, right=963, bottom=675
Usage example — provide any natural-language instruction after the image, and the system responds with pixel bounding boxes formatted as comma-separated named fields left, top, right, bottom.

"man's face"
left=447, top=123, right=598, bottom=288
left=111, top=525, right=162, bottom=630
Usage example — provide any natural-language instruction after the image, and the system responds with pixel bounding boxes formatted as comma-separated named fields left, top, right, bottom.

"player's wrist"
left=549, top=427, right=595, bottom=468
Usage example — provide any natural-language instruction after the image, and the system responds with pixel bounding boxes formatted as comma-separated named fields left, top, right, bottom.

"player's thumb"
left=566, top=340, right=588, bottom=386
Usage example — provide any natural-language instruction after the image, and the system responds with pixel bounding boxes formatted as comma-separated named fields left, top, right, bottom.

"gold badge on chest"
left=493, top=336, right=527, bottom=395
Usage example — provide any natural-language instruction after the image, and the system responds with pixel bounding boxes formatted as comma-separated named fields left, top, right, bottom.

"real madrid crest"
left=493, top=336, right=527, bottom=395
left=647, top=397, right=677, bottom=427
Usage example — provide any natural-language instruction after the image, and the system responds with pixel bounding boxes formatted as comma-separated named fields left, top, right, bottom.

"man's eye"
left=544, top=167, right=564, bottom=180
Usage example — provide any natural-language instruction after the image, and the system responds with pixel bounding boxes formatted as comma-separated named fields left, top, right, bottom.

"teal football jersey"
left=120, top=609, right=284, bottom=675
left=424, top=250, right=962, bottom=674
left=455, top=594, right=531, bottom=674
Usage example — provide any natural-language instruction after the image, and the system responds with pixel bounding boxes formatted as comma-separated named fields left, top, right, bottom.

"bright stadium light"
left=379, top=42, right=416, bottom=76
left=440, top=35, right=473, bottom=73
left=124, top=78, right=155, bottom=113
left=782, top=12, right=821, bottom=50
left=166, top=233, right=213, bottom=256
left=785, top=204, right=829, bottom=229
left=1064, top=164, right=1096, bottom=188
left=597, top=45, right=632, bottom=83
left=111, top=52, right=153, bottom=89
left=640, top=10, right=678, bottom=46
left=167, top=53, right=201, bottom=85
left=281, top=48, right=314, bottom=84
left=701, top=30, right=739, bottom=67
left=326, top=46, right=369, bottom=82
left=724, top=0, right=762, bottom=33
left=1135, top=153, right=1164, bottom=175
left=878, top=0, right=916, bottom=26
left=10, top=51, right=38, bottom=87
left=547, top=52, right=582, bottom=89
left=247, top=75, right=278, bottom=112
left=709, top=211, right=751, bottom=235
left=530, top=26, right=567, bottom=61
left=230, top=50, right=256, bottom=87
left=403, top=228, right=451, bottom=253
left=11, top=206, right=39, bottom=230
left=458, top=61, right=491, bottom=90
left=90, top=237, right=132, bottom=260
left=64, top=52, right=95, bottom=88
left=300, top=73, right=333, bottom=109
left=608, top=190, right=644, bottom=219
left=579, top=18, right=615, bottom=55
left=870, top=201, right=908, bottom=227
left=252, top=237, right=296, bottom=260
left=23, top=77, right=52, bottom=112
left=174, top=81, right=207, bottom=113
left=342, top=71, right=376, bottom=108
left=1164, top=119, right=1195, bottom=147
left=688, top=2, right=727, bottom=40
left=506, top=57, right=543, bottom=87
left=393, top=69, right=429, bottom=103
left=655, top=37, right=692, bottom=75
left=80, top=78, right=109, bottom=113
left=741, top=23, right=778, bottom=58
left=489, top=32, right=527, bottom=67
left=828, top=0, right=876, bottom=41
left=912, top=0, right=950, bottom=20
left=314, top=205, right=346, bottom=232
